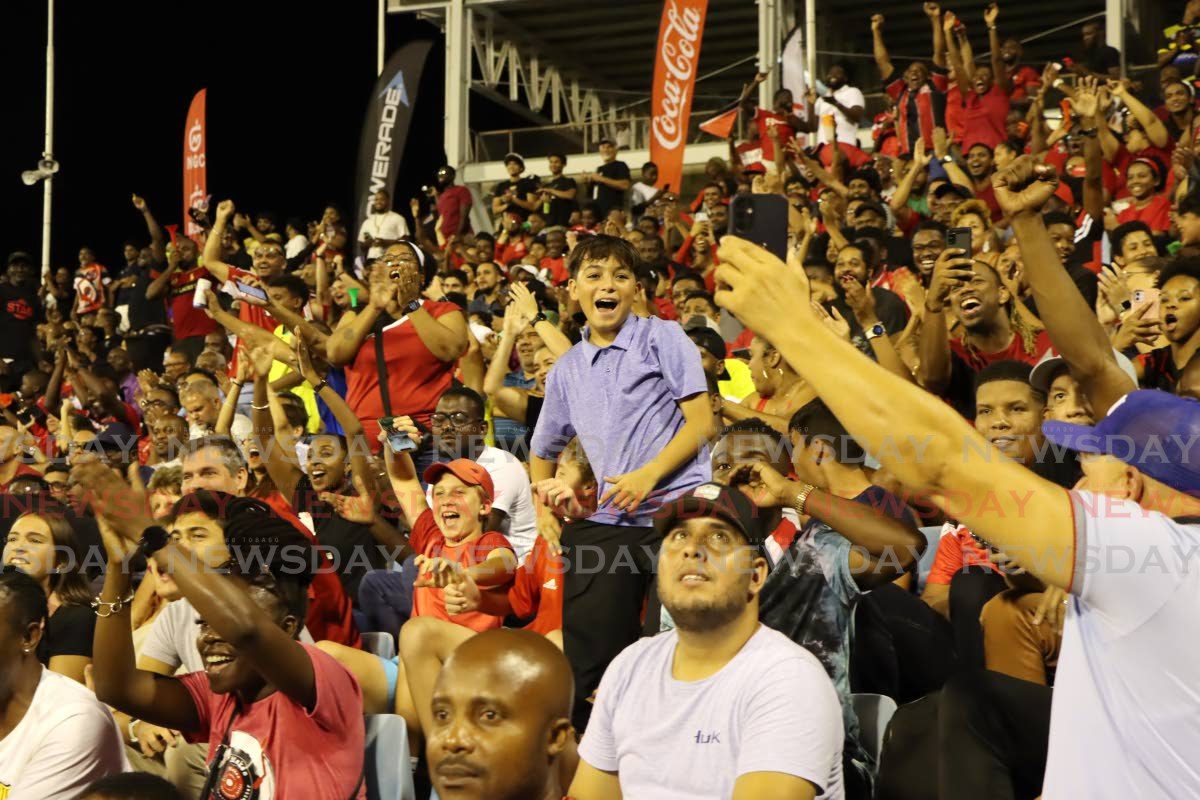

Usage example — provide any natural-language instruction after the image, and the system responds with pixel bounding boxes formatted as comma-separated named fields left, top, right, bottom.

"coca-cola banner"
left=650, top=0, right=708, bottom=193
left=182, top=89, right=207, bottom=239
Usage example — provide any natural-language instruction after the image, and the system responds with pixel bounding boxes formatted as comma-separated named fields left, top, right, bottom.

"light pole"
left=21, top=0, right=57, bottom=280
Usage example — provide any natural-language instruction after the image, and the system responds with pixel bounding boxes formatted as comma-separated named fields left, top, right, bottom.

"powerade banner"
left=354, top=40, right=433, bottom=248
left=649, top=0, right=708, bottom=194
left=183, top=89, right=207, bottom=239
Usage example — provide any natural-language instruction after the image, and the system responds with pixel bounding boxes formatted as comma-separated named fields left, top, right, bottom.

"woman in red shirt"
left=327, top=242, right=468, bottom=463
left=1116, top=157, right=1172, bottom=234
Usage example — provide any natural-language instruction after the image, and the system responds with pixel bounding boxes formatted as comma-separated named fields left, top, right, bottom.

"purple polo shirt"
left=531, top=313, right=710, bottom=527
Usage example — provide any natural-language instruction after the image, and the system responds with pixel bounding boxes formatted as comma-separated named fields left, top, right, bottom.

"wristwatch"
left=532, top=312, right=548, bottom=324
left=403, top=298, right=422, bottom=315
left=865, top=322, right=888, bottom=340
left=940, top=155, right=955, bottom=164
left=138, top=525, right=171, bottom=557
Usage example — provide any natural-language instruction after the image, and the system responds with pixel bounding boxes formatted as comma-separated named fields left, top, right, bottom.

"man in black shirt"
left=583, top=138, right=632, bottom=218
left=539, top=153, right=578, bottom=228
left=1071, top=21, right=1120, bottom=79
left=491, top=153, right=541, bottom=221
left=0, top=252, right=43, bottom=392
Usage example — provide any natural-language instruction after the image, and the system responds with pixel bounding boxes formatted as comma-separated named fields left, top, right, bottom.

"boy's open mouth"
left=595, top=298, right=619, bottom=311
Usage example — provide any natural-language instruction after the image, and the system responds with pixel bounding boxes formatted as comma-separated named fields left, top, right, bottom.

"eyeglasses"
left=430, top=412, right=480, bottom=427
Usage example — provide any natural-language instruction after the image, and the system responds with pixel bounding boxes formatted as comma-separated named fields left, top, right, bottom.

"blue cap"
left=1042, top=390, right=1200, bottom=494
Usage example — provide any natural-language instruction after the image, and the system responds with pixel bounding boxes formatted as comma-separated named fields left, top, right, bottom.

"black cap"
left=653, top=482, right=771, bottom=559
left=685, top=324, right=730, bottom=380
left=932, top=183, right=972, bottom=201
left=6, top=251, right=33, bottom=267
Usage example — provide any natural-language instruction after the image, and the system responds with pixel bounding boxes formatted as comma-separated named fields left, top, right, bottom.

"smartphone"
left=729, top=194, right=788, bottom=261
left=946, top=226, right=973, bottom=257
left=233, top=281, right=269, bottom=304
left=379, top=417, right=418, bottom=453
left=193, top=278, right=212, bottom=309
left=1132, top=287, right=1160, bottom=318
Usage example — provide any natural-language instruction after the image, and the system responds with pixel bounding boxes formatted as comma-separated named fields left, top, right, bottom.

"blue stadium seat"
left=364, top=714, right=416, bottom=800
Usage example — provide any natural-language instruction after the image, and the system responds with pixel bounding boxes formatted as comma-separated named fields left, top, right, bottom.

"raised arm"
left=145, top=247, right=179, bottom=301
left=201, top=200, right=238, bottom=284
left=996, top=158, right=1135, bottom=414
left=1109, top=79, right=1169, bottom=149
left=890, top=140, right=932, bottom=213
left=916, top=248, right=975, bottom=393
left=872, top=14, right=894, bottom=82
left=1071, top=77, right=1107, bottom=225
left=933, top=127, right=975, bottom=191
left=380, top=419, right=430, bottom=527
left=132, top=194, right=166, bottom=263
left=943, top=13, right=972, bottom=95
left=89, top=510, right=202, bottom=733
left=985, top=4, right=1010, bottom=93
left=926, top=3, right=947, bottom=69
left=714, top=239, right=1075, bottom=590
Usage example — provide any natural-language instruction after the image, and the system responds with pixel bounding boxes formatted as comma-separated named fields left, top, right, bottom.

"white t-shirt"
left=359, top=211, right=411, bottom=259
left=814, top=84, right=866, bottom=146
left=285, top=234, right=310, bottom=260
left=426, top=446, right=537, bottom=560
left=1042, top=492, right=1200, bottom=798
left=140, top=598, right=314, bottom=676
left=580, top=625, right=844, bottom=799
left=189, top=413, right=253, bottom=446
left=0, top=668, right=128, bottom=799
left=630, top=181, right=658, bottom=209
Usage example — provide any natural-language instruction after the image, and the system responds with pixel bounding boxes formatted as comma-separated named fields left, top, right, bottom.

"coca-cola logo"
left=651, top=1, right=702, bottom=152
left=188, top=120, right=203, bottom=153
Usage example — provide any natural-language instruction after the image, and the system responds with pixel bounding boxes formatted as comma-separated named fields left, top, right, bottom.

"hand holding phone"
left=380, top=416, right=420, bottom=453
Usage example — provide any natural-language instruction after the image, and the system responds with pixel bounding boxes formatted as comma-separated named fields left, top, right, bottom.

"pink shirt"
left=180, top=643, right=366, bottom=799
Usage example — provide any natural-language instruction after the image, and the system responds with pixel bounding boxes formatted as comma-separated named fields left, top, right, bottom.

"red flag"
left=699, top=107, right=738, bottom=140
left=183, top=89, right=207, bottom=239
left=649, top=0, right=708, bottom=193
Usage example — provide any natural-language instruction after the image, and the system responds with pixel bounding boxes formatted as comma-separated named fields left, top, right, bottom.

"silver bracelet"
left=91, top=590, right=136, bottom=618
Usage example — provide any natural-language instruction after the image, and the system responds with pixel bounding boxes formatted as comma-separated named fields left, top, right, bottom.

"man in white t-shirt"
left=803, top=65, right=865, bottom=146
left=712, top=217, right=1200, bottom=800
left=359, top=189, right=411, bottom=260
left=0, top=569, right=126, bottom=799
left=570, top=482, right=844, bottom=800
left=630, top=162, right=661, bottom=213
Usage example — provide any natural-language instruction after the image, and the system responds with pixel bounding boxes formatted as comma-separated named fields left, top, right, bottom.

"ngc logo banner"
left=183, top=89, right=207, bottom=239
left=650, top=0, right=707, bottom=194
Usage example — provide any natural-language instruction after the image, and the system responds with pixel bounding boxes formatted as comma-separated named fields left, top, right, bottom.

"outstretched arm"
left=997, top=158, right=1135, bottom=414
left=201, top=200, right=237, bottom=284
left=714, top=238, right=1075, bottom=590
left=132, top=195, right=166, bottom=263
left=1109, top=80, right=1169, bottom=149
left=986, top=5, right=1010, bottom=93
left=872, top=15, right=894, bottom=82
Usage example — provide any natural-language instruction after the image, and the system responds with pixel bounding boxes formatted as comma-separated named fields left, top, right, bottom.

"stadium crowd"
left=2, top=3, right=1200, bottom=799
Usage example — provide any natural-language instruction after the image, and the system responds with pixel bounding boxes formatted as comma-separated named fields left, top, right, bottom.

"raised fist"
left=992, top=156, right=1059, bottom=217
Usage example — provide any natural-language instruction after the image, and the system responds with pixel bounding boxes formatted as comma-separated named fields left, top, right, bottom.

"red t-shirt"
left=1006, top=65, right=1042, bottom=102
left=257, top=489, right=361, bottom=649
left=950, top=329, right=1053, bottom=372
left=540, top=256, right=568, bottom=286
left=509, top=536, right=564, bottom=636
left=753, top=108, right=795, bottom=163
left=925, top=524, right=997, bottom=585
left=410, top=508, right=513, bottom=632
left=960, top=85, right=1011, bottom=151
left=345, top=300, right=462, bottom=447
left=169, top=266, right=219, bottom=340
left=815, top=141, right=872, bottom=170
left=495, top=238, right=529, bottom=267
left=180, top=643, right=366, bottom=800
left=1110, top=145, right=1175, bottom=199
left=437, top=185, right=474, bottom=240
left=1117, top=193, right=1172, bottom=234
left=946, top=86, right=966, bottom=144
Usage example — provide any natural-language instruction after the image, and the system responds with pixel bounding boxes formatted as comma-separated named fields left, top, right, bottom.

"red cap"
left=422, top=459, right=495, bottom=502
left=1054, top=181, right=1075, bottom=206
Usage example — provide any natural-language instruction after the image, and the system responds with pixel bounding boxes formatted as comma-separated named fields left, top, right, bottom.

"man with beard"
left=827, top=241, right=910, bottom=367
left=569, top=481, right=844, bottom=800
left=467, top=262, right=505, bottom=317
left=358, top=189, right=410, bottom=261
left=872, top=13, right=948, bottom=155
left=147, top=235, right=216, bottom=362
left=427, top=629, right=575, bottom=800
left=738, top=74, right=806, bottom=166
left=910, top=221, right=948, bottom=287
left=919, top=249, right=1051, bottom=415
left=986, top=5, right=1041, bottom=101
left=435, top=166, right=474, bottom=244
left=800, top=64, right=865, bottom=147
left=538, top=153, right=578, bottom=228
left=0, top=252, right=43, bottom=392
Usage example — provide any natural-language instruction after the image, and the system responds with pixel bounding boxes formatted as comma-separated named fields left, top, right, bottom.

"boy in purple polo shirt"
left=530, top=235, right=714, bottom=730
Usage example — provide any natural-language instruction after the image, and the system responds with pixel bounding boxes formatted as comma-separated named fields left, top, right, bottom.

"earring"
left=761, top=368, right=769, bottom=380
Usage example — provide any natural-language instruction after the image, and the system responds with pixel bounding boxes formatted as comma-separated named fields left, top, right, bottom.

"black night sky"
left=2, top=1, right=450, bottom=268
